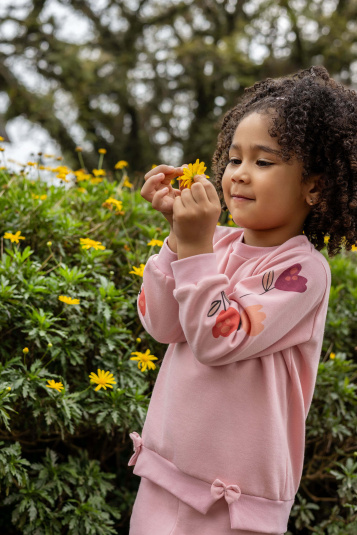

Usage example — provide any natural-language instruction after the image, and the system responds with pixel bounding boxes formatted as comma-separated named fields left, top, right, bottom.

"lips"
left=231, top=194, right=254, bottom=200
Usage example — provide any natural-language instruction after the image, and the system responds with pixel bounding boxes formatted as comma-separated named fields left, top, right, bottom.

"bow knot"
left=128, top=432, right=142, bottom=466
left=211, top=478, right=241, bottom=505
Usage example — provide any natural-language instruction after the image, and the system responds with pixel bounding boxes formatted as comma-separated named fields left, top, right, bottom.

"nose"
left=231, top=164, right=250, bottom=183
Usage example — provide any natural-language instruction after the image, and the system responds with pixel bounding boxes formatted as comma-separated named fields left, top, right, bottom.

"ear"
left=304, top=173, right=323, bottom=206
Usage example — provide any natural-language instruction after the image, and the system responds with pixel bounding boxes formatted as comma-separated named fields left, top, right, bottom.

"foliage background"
left=0, top=160, right=355, bottom=534
left=1, top=0, right=357, bottom=172
left=0, top=0, right=356, bottom=533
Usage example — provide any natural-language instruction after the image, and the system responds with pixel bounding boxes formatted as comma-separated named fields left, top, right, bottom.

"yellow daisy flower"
left=3, top=231, right=26, bottom=243
left=147, top=239, right=164, bottom=247
left=129, top=264, right=145, bottom=277
left=330, top=353, right=336, bottom=360
left=89, top=369, right=116, bottom=391
left=46, top=380, right=64, bottom=392
left=177, top=159, right=210, bottom=189
left=98, top=148, right=107, bottom=154
left=115, top=160, right=128, bottom=169
left=92, top=169, right=106, bottom=177
left=130, top=349, right=158, bottom=372
left=103, top=198, right=123, bottom=211
left=80, top=238, right=106, bottom=250
left=123, top=177, right=133, bottom=188
left=58, top=295, right=80, bottom=305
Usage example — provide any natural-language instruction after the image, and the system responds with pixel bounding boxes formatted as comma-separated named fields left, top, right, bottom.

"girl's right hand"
left=141, top=164, right=184, bottom=223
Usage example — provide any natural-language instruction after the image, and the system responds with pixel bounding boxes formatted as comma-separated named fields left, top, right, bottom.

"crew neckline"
left=232, top=230, right=306, bottom=259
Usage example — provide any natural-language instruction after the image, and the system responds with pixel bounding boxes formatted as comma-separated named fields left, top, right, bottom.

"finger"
left=152, top=187, right=171, bottom=212
left=141, top=173, right=166, bottom=201
left=179, top=187, right=195, bottom=208
left=144, top=164, right=184, bottom=182
left=190, top=181, right=209, bottom=204
left=192, top=175, right=220, bottom=204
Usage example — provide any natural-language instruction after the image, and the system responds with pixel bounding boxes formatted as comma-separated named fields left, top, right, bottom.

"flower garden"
left=0, top=143, right=356, bottom=533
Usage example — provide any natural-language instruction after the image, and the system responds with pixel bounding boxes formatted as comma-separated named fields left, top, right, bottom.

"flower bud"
left=23, top=347, right=29, bottom=354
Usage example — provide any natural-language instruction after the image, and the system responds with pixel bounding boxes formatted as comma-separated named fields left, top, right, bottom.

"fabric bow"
left=128, top=432, right=143, bottom=466
left=210, top=478, right=241, bottom=505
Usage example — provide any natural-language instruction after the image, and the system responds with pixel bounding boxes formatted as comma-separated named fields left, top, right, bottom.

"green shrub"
left=0, top=160, right=356, bottom=534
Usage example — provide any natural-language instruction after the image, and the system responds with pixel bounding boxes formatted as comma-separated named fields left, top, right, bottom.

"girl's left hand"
left=173, top=175, right=222, bottom=252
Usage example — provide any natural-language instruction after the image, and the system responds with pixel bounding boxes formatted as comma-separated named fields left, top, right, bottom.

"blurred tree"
left=1, top=0, right=357, bottom=173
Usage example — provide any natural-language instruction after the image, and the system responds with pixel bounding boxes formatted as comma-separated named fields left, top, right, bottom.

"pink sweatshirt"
left=128, top=226, right=331, bottom=534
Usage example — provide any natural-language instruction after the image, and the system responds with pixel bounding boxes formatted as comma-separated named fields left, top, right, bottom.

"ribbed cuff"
left=151, top=237, right=178, bottom=278
left=172, top=253, right=218, bottom=287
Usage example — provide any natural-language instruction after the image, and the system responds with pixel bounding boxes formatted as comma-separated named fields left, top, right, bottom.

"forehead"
left=231, top=112, right=277, bottom=146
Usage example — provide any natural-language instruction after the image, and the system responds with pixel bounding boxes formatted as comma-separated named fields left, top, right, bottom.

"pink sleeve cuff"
left=151, top=237, right=178, bottom=278
left=172, top=253, right=219, bottom=287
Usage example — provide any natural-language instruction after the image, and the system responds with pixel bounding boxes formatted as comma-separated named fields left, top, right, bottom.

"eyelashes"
left=228, top=158, right=274, bottom=167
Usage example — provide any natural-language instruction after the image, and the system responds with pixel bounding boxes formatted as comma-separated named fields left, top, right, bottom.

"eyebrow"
left=229, top=143, right=282, bottom=156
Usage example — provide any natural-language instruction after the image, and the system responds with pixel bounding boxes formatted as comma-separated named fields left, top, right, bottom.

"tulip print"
left=275, top=264, right=307, bottom=293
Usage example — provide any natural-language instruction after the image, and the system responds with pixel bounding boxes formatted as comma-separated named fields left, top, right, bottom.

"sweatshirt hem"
left=128, top=433, right=293, bottom=534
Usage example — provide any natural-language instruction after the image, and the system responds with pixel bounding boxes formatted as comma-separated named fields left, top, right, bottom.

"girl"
left=128, top=65, right=357, bottom=535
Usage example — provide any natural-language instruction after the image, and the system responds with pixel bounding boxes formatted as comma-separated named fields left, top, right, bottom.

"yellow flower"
left=0, top=148, right=4, bottom=152
left=89, top=369, right=116, bottom=391
left=330, top=353, right=336, bottom=360
left=77, top=187, right=87, bottom=193
left=324, top=236, right=330, bottom=245
left=32, top=194, right=47, bottom=200
left=80, top=238, right=106, bottom=250
left=130, top=349, right=158, bottom=372
left=151, top=164, right=157, bottom=169
left=27, top=161, right=36, bottom=166
left=103, top=198, right=123, bottom=211
left=129, top=264, right=145, bottom=277
left=46, top=380, right=64, bottom=392
left=136, top=337, right=141, bottom=343
left=74, top=170, right=92, bottom=182
left=58, top=295, right=80, bottom=305
left=98, top=148, right=107, bottom=154
left=123, top=177, right=133, bottom=188
left=23, top=348, right=29, bottom=354
left=3, top=231, right=26, bottom=243
left=177, top=159, right=210, bottom=189
left=47, top=241, right=52, bottom=246
left=75, top=147, right=83, bottom=152
left=91, top=177, right=103, bottom=185
left=115, top=160, right=128, bottom=169
left=147, top=239, right=164, bottom=247
left=92, top=169, right=106, bottom=177
left=351, top=245, right=357, bottom=251
left=0, top=136, right=4, bottom=141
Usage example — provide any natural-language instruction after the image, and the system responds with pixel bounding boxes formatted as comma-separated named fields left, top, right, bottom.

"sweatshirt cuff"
left=172, top=253, right=219, bottom=287
left=151, top=237, right=178, bottom=278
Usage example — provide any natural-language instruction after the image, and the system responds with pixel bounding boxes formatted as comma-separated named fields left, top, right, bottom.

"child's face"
left=222, top=112, right=313, bottom=247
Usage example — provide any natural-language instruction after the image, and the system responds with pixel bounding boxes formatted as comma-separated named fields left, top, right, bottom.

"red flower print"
left=138, top=287, right=146, bottom=316
left=275, top=264, right=307, bottom=293
left=212, top=308, right=240, bottom=338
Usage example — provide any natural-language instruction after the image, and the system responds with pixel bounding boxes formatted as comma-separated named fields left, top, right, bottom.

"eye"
left=228, top=158, right=241, bottom=166
left=257, top=160, right=274, bottom=167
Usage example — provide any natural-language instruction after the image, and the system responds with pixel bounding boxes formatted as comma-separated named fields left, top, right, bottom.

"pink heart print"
left=275, top=263, right=307, bottom=293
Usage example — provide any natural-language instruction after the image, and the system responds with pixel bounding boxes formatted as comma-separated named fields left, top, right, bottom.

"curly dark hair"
left=212, top=65, right=357, bottom=257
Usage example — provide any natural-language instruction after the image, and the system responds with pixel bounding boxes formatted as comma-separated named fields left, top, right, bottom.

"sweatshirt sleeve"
left=171, top=251, right=330, bottom=366
left=137, top=238, right=186, bottom=344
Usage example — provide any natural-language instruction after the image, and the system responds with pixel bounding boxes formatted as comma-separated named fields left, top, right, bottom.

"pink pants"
left=129, top=477, right=285, bottom=535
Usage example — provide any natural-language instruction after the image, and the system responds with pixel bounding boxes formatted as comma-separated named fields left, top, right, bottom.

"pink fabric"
left=130, top=477, right=277, bottom=535
left=128, top=432, right=142, bottom=466
left=130, top=435, right=293, bottom=533
left=130, top=226, right=331, bottom=534
left=211, top=479, right=241, bottom=505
